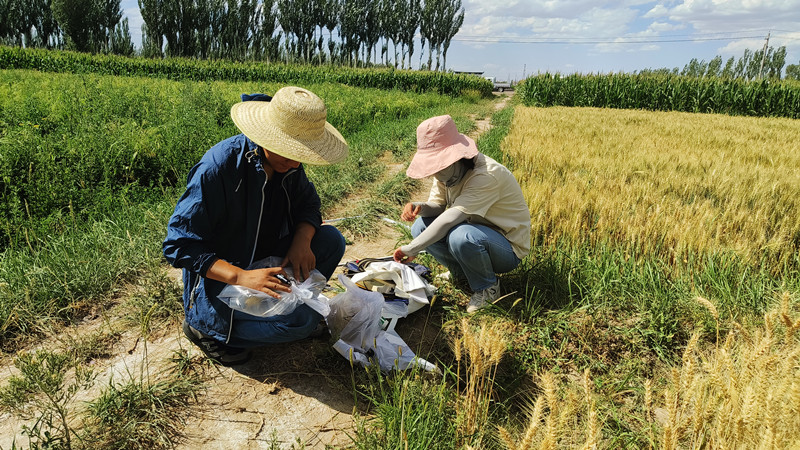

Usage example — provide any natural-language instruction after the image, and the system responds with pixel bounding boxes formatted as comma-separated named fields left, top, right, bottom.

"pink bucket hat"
left=406, top=115, right=478, bottom=179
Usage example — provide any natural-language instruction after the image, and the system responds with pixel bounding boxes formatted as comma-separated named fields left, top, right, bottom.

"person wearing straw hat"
left=392, top=115, right=531, bottom=313
left=163, top=86, right=348, bottom=366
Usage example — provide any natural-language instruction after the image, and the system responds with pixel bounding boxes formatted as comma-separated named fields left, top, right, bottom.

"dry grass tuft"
left=650, top=292, right=800, bottom=448
left=497, top=370, right=601, bottom=450
left=495, top=293, right=800, bottom=449
left=451, top=317, right=511, bottom=446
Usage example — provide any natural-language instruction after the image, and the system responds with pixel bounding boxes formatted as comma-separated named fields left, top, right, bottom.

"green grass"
left=83, top=350, right=202, bottom=450
left=0, top=68, right=495, bottom=345
left=352, top=367, right=459, bottom=450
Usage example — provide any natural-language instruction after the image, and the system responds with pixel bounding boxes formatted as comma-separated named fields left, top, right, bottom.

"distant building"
left=452, top=71, right=484, bottom=76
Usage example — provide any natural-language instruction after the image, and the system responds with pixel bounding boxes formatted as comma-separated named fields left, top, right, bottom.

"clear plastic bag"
left=327, top=274, right=440, bottom=373
left=217, top=257, right=330, bottom=317
left=326, top=274, right=384, bottom=351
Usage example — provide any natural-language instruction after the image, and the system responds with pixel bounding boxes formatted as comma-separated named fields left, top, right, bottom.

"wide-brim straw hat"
left=406, top=115, right=478, bottom=179
left=230, top=86, right=348, bottom=165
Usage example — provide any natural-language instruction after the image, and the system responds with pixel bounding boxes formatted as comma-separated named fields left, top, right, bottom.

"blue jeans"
left=227, top=225, right=345, bottom=347
left=412, top=216, right=520, bottom=292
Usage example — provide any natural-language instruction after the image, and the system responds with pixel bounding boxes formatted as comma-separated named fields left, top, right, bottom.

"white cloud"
left=659, top=0, right=800, bottom=31
left=647, top=21, right=686, bottom=32
left=461, top=2, right=639, bottom=40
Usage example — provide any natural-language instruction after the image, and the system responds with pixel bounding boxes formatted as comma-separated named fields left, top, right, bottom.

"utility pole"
left=758, top=31, right=770, bottom=79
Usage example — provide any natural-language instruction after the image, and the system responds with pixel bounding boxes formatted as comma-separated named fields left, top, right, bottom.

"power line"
left=452, top=36, right=765, bottom=45
left=452, top=32, right=794, bottom=45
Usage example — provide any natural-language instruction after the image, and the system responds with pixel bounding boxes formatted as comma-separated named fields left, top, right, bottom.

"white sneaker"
left=467, top=280, right=500, bottom=313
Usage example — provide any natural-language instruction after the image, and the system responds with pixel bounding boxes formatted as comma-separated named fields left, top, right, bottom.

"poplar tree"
left=420, top=0, right=463, bottom=71
left=21, top=0, right=61, bottom=48
left=0, top=0, right=21, bottom=44
left=786, top=63, right=800, bottom=80
left=221, top=0, right=257, bottom=60
left=705, top=55, right=722, bottom=78
left=110, top=17, right=135, bottom=56
left=252, top=0, right=281, bottom=62
left=97, top=0, right=122, bottom=51
left=51, top=0, right=103, bottom=52
left=277, top=0, right=298, bottom=60
left=439, top=0, right=463, bottom=71
left=339, top=0, right=364, bottom=66
left=321, top=0, right=339, bottom=64
left=139, top=0, right=164, bottom=57
left=721, top=57, right=735, bottom=79
left=195, top=0, right=225, bottom=59
left=419, top=0, right=436, bottom=70
left=766, top=46, right=786, bottom=79
left=733, top=49, right=751, bottom=79
left=362, top=0, right=379, bottom=64
left=398, top=0, right=419, bottom=69
left=387, top=0, right=407, bottom=68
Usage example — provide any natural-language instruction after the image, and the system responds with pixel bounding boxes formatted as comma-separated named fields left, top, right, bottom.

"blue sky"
left=121, top=0, right=800, bottom=81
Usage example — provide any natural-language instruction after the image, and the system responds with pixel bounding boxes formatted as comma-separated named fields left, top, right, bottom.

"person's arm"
left=281, top=221, right=317, bottom=282
left=270, top=166, right=324, bottom=281
left=393, top=208, right=467, bottom=262
left=163, top=154, right=229, bottom=276
left=206, top=258, right=291, bottom=299
left=400, top=201, right=446, bottom=221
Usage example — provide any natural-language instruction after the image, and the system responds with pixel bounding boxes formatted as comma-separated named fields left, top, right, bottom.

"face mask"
left=435, top=160, right=467, bottom=187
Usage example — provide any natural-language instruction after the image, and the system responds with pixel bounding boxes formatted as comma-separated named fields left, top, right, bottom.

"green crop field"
left=1, top=55, right=799, bottom=448
left=0, top=67, right=491, bottom=344
left=518, top=72, right=800, bottom=119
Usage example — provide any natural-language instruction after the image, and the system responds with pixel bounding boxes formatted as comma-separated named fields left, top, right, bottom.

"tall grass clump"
left=83, top=350, right=202, bottom=450
left=451, top=317, right=510, bottom=446
left=497, top=369, right=601, bottom=450
left=352, top=368, right=458, bottom=450
left=351, top=317, right=512, bottom=449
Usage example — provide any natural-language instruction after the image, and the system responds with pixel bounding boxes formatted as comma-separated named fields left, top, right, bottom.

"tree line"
left=645, top=45, right=800, bottom=81
left=4, top=1, right=798, bottom=79
left=0, top=0, right=466, bottom=71
left=0, top=0, right=135, bottom=55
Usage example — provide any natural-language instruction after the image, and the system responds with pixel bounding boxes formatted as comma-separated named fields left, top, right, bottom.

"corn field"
left=0, top=46, right=493, bottom=97
left=518, top=72, right=800, bottom=119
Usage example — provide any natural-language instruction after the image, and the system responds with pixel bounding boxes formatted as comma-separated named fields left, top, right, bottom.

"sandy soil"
left=0, top=93, right=511, bottom=449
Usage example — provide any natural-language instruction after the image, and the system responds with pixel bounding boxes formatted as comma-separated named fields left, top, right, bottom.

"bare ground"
left=0, top=93, right=511, bottom=449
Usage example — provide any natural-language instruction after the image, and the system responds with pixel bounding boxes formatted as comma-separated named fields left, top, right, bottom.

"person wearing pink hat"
left=393, top=115, right=531, bottom=313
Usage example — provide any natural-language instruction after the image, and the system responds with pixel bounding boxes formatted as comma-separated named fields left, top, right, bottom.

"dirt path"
left=0, top=93, right=512, bottom=449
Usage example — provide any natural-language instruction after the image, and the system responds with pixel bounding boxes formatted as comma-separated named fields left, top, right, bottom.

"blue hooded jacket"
left=162, top=133, right=323, bottom=343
